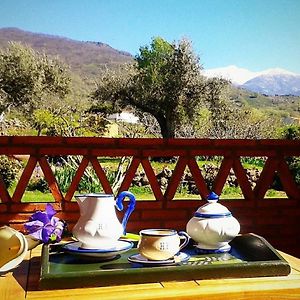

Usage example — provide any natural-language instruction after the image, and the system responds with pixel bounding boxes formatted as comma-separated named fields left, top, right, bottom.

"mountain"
left=203, top=65, right=257, bottom=85
left=1, top=28, right=299, bottom=100
left=0, top=27, right=132, bottom=78
left=241, top=72, right=300, bottom=96
left=203, top=65, right=300, bottom=96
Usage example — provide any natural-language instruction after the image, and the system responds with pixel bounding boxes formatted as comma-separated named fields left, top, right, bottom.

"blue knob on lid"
left=193, top=191, right=231, bottom=218
left=207, top=191, right=219, bottom=202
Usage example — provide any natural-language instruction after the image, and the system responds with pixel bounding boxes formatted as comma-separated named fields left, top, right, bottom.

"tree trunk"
left=151, top=115, right=177, bottom=162
left=156, top=115, right=175, bottom=139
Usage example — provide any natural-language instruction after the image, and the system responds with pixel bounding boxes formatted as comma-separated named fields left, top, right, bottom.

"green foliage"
left=136, top=37, right=173, bottom=69
left=1, top=30, right=299, bottom=140
left=54, top=166, right=74, bottom=193
left=32, top=108, right=81, bottom=136
left=0, top=156, right=22, bottom=188
left=32, top=109, right=58, bottom=135
left=1, top=37, right=298, bottom=140
left=0, top=42, right=71, bottom=114
left=207, top=90, right=282, bottom=139
left=228, top=86, right=300, bottom=122
left=128, top=185, right=154, bottom=198
left=31, top=108, right=109, bottom=137
left=286, top=157, right=300, bottom=186
left=81, top=113, right=109, bottom=136
left=54, top=165, right=103, bottom=193
left=280, top=125, right=300, bottom=140
left=27, top=178, right=49, bottom=193
left=240, top=157, right=265, bottom=169
left=221, top=186, right=243, bottom=199
left=281, top=125, right=300, bottom=186
left=92, top=37, right=228, bottom=138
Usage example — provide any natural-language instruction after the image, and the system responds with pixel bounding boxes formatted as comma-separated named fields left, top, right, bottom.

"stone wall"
left=132, top=165, right=264, bottom=194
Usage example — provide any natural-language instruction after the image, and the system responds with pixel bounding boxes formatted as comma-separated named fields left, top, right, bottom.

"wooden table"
left=1, top=245, right=300, bottom=300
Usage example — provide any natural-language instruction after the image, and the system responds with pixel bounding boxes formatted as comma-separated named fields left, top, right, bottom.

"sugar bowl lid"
left=194, top=192, right=232, bottom=218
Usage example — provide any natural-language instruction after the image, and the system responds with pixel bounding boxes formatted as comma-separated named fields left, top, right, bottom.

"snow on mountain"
left=241, top=73, right=300, bottom=96
left=203, top=65, right=300, bottom=96
left=202, top=65, right=258, bottom=85
left=258, top=68, right=297, bottom=76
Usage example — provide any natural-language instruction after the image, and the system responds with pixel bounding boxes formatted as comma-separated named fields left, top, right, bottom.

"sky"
left=1, top=0, right=300, bottom=73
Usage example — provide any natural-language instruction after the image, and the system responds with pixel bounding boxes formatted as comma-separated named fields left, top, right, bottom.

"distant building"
left=288, top=117, right=300, bottom=125
left=103, top=122, right=119, bottom=137
left=107, top=111, right=139, bottom=124
left=104, top=111, right=140, bottom=137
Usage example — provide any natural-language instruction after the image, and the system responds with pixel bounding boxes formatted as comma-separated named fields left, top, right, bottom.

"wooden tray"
left=39, top=233, right=291, bottom=290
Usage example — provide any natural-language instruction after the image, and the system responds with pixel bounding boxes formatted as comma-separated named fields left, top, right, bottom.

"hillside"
left=228, top=85, right=300, bottom=120
left=204, top=65, right=300, bottom=96
left=241, top=73, right=300, bottom=96
left=0, top=27, right=132, bottom=78
left=0, top=27, right=299, bottom=120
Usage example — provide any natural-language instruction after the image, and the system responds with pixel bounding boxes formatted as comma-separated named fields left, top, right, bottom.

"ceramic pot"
left=72, top=191, right=136, bottom=249
left=186, top=192, right=240, bottom=253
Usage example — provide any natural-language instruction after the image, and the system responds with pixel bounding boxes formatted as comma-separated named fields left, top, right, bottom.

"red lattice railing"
left=1, top=136, right=300, bottom=256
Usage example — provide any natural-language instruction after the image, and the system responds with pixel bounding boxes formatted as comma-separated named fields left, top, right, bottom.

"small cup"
left=138, top=229, right=190, bottom=261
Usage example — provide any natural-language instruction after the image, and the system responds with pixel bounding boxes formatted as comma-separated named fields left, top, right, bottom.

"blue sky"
left=1, top=0, right=300, bottom=73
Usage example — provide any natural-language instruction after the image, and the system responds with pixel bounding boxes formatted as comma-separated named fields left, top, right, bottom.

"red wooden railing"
left=1, top=136, right=300, bottom=257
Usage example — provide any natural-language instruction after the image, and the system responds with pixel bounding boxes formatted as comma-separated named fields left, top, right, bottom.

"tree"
left=92, top=37, right=227, bottom=138
left=205, top=85, right=282, bottom=139
left=280, top=125, right=300, bottom=187
left=0, top=42, right=71, bottom=118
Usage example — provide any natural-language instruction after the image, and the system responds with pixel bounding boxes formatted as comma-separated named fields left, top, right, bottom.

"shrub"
left=281, top=125, right=300, bottom=186
left=0, top=156, right=22, bottom=188
left=54, top=165, right=103, bottom=193
left=27, top=178, right=49, bottom=193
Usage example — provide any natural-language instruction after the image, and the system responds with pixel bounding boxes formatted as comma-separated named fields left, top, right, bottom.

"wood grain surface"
left=1, top=246, right=300, bottom=300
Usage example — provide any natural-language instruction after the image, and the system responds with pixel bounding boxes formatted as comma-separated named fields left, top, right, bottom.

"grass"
left=7, top=187, right=287, bottom=203
left=7, top=188, right=55, bottom=202
left=21, top=191, right=55, bottom=202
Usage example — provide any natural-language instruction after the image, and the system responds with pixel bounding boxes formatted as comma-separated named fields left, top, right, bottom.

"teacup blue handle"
left=178, top=231, right=190, bottom=250
left=115, top=191, right=136, bottom=234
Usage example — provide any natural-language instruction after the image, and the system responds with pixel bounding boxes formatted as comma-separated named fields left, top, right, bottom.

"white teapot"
left=72, top=191, right=136, bottom=250
left=186, top=192, right=240, bottom=253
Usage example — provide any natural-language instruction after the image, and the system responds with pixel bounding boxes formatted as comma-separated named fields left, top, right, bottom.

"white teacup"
left=138, top=229, right=190, bottom=261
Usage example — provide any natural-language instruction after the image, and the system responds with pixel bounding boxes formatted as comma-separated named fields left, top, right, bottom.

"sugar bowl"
left=186, top=192, right=240, bottom=253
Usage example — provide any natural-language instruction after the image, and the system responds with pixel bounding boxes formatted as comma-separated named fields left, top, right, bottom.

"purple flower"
left=24, top=204, right=65, bottom=243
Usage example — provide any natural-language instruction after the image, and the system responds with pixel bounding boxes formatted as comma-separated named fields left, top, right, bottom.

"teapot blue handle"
left=115, top=191, right=136, bottom=234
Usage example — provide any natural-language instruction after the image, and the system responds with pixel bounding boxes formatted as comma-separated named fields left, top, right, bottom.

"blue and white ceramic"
left=72, top=191, right=136, bottom=250
left=62, top=240, right=133, bottom=258
left=186, top=192, right=240, bottom=253
left=138, top=229, right=190, bottom=261
left=128, top=252, right=190, bottom=266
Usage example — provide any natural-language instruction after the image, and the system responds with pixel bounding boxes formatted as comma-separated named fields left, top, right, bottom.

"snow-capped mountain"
left=203, top=65, right=258, bottom=85
left=241, top=72, right=300, bottom=96
left=203, top=65, right=300, bottom=96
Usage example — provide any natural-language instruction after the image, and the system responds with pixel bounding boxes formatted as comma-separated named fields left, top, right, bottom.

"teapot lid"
left=194, top=192, right=232, bottom=218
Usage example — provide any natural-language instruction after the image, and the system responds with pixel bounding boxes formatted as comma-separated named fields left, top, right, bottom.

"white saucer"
left=0, top=231, right=28, bottom=273
left=128, top=252, right=190, bottom=266
left=62, top=240, right=133, bottom=259
left=195, top=243, right=231, bottom=253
